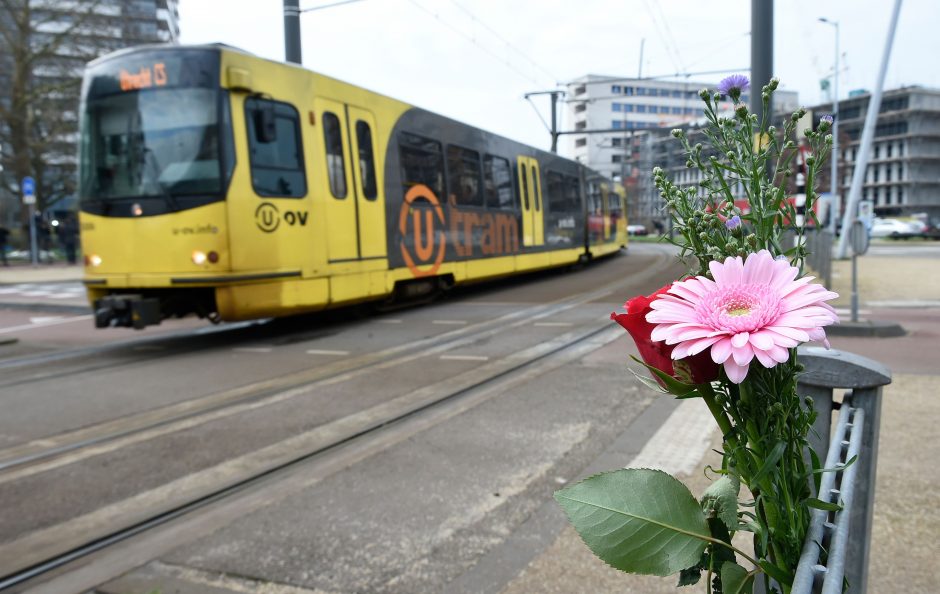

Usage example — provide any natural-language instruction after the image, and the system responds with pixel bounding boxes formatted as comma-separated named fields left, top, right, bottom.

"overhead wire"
left=404, top=0, right=553, bottom=88
left=447, top=0, right=560, bottom=84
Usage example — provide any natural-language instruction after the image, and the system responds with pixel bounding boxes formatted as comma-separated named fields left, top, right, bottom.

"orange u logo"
left=399, top=185, right=446, bottom=277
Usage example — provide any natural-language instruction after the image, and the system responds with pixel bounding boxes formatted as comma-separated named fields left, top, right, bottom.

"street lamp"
left=819, top=17, right=840, bottom=234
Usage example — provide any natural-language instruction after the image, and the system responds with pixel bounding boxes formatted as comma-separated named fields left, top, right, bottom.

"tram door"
left=516, top=156, right=544, bottom=247
left=315, top=98, right=386, bottom=264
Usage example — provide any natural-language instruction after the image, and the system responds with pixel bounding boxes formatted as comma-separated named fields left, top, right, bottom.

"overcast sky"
left=179, top=0, right=937, bottom=152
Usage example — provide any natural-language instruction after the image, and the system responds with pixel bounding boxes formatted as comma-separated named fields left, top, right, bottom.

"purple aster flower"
left=820, top=114, right=834, bottom=124
left=725, top=215, right=742, bottom=230
left=717, top=74, right=750, bottom=102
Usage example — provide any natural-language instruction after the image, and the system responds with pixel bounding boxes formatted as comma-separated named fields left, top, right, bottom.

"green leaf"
left=806, top=497, right=843, bottom=512
left=629, top=367, right=668, bottom=394
left=751, top=440, right=787, bottom=485
left=677, top=566, right=702, bottom=587
left=721, top=562, right=754, bottom=594
left=630, top=356, right=699, bottom=397
left=758, top=559, right=793, bottom=587
left=554, top=468, right=710, bottom=576
left=701, top=476, right=740, bottom=530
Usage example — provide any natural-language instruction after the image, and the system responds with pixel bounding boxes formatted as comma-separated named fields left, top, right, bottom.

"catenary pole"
left=750, top=0, right=773, bottom=127
left=284, top=0, right=302, bottom=64
left=819, top=17, right=840, bottom=234
left=836, top=0, right=903, bottom=259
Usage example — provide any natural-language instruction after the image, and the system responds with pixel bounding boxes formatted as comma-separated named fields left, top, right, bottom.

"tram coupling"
left=94, top=294, right=162, bottom=329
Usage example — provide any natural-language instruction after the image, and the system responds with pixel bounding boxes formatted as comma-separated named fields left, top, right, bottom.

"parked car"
left=869, top=218, right=918, bottom=239
left=626, top=224, right=648, bottom=236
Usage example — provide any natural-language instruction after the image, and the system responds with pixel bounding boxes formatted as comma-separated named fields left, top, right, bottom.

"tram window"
left=355, top=120, right=377, bottom=200
left=399, top=132, right=444, bottom=200
left=520, top=164, right=529, bottom=210
left=245, top=97, right=306, bottom=198
left=546, top=171, right=565, bottom=212
left=323, top=112, right=347, bottom=199
left=564, top=176, right=581, bottom=212
left=530, top=165, right=541, bottom=211
left=446, top=145, right=482, bottom=207
left=483, top=155, right=514, bottom=209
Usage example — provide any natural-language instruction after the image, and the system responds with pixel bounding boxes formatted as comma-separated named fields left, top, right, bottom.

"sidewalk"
left=496, top=252, right=940, bottom=594
left=0, top=262, right=83, bottom=285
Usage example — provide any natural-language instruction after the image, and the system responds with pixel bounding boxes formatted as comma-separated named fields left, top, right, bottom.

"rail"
left=791, top=347, right=892, bottom=594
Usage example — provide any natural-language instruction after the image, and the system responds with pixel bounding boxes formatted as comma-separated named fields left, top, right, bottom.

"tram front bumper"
left=94, top=295, right=162, bottom=329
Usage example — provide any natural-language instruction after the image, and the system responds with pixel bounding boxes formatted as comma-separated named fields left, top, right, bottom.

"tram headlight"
left=85, top=254, right=102, bottom=267
left=192, top=250, right=208, bottom=265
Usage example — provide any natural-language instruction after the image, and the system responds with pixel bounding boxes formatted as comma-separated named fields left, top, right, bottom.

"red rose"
left=611, top=285, right=719, bottom=386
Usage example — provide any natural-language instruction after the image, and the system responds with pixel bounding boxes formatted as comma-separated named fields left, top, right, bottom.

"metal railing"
left=792, top=347, right=892, bottom=594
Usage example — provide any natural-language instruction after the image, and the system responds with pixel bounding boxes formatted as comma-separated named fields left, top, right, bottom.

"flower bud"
left=768, top=125, right=776, bottom=135
left=726, top=151, right=735, bottom=160
left=671, top=128, right=682, bottom=138
left=768, top=77, right=780, bottom=91
left=825, top=133, right=833, bottom=143
left=699, top=88, right=710, bottom=101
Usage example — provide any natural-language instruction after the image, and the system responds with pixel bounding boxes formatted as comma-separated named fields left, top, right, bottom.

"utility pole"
left=284, top=0, right=301, bottom=64
left=750, top=0, right=773, bottom=126
left=819, top=17, right=840, bottom=234
left=524, top=90, right=564, bottom=153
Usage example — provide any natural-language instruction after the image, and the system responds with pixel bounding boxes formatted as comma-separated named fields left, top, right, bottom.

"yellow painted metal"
left=80, top=203, right=229, bottom=277
left=516, top=155, right=545, bottom=247
left=316, top=96, right=358, bottom=264
left=347, top=105, right=387, bottom=260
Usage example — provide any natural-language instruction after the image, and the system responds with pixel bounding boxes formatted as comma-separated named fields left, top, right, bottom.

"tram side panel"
left=383, top=109, right=592, bottom=292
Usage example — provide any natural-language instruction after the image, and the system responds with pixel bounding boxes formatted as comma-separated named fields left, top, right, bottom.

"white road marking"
left=433, top=320, right=467, bottom=325
left=21, top=291, right=52, bottom=297
left=376, top=318, right=403, bottom=324
left=628, top=398, right=716, bottom=476
left=305, top=349, right=349, bottom=356
left=439, top=354, right=489, bottom=361
left=0, top=315, right=93, bottom=335
left=232, top=347, right=273, bottom=353
left=534, top=322, right=573, bottom=327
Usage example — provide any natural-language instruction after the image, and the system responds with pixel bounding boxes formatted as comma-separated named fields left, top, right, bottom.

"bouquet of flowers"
left=555, top=76, right=839, bottom=593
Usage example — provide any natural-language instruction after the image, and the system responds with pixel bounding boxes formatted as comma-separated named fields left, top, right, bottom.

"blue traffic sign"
left=21, top=176, right=35, bottom=197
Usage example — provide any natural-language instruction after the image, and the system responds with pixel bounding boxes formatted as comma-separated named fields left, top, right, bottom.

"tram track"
left=0, top=312, right=623, bottom=592
left=0, top=247, right=671, bottom=476
left=0, top=245, right=678, bottom=591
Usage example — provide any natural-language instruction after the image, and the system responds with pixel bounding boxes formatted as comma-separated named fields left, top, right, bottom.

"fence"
left=791, top=347, right=892, bottom=594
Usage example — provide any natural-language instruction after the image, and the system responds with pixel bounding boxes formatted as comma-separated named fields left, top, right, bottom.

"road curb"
left=827, top=320, right=906, bottom=338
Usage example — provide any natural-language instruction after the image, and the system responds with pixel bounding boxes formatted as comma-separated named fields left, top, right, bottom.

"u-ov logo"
left=256, top=202, right=279, bottom=232
left=399, top=184, right=446, bottom=277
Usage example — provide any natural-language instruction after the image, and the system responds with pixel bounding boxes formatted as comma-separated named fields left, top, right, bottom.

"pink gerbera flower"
left=646, top=250, right=839, bottom=383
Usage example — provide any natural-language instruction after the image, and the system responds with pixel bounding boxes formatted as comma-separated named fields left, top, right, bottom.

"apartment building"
left=0, top=0, right=179, bottom=225
left=564, top=74, right=799, bottom=183
left=815, top=86, right=940, bottom=220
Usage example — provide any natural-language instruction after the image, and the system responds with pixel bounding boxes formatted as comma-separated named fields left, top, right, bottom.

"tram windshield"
left=79, top=49, right=233, bottom=216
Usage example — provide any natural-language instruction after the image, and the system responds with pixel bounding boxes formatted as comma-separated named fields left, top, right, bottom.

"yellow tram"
left=78, top=44, right=627, bottom=329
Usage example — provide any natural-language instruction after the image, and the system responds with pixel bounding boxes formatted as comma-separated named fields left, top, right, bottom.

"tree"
left=0, top=0, right=107, bottom=226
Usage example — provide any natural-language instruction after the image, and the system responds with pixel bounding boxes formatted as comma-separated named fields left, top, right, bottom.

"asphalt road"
left=0, top=243, right=688, bottom=593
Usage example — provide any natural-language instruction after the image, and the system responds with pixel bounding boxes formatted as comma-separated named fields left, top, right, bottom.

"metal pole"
left=819, top=18, right=841, bottom=234
left=550, top=92, right=559, bottom=153
left=851, top=249, right=859, bottom=322
left=28, top=203, right=37, bottom=267
left=284, top=0, right=302, bottom=64
left=750, top=0, right=774, bottom=126
left=836, top=0, right=903, bottom=258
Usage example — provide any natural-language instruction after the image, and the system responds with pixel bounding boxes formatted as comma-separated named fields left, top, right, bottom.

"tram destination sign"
left=84, top=49, right=220, bottom=98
